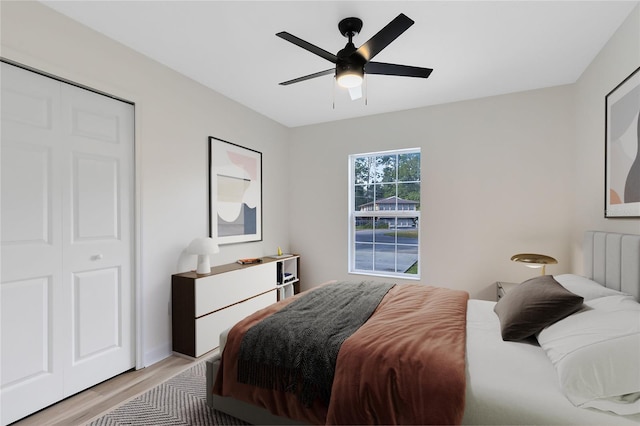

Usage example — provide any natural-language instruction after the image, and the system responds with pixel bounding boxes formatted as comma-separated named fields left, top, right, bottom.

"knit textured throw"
left=237, top=281, right=395, bottom=406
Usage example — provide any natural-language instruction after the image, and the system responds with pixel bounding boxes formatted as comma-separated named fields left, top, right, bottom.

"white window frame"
left=348, top=148, right=421, bottom=280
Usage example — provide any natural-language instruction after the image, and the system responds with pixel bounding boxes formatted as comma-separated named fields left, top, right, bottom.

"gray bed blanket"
left=237, top=281, right=394, bottom=406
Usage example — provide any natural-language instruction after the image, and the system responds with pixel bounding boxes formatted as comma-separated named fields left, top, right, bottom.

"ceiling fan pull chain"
left=332, top=77, right=336, bottom=109
left=364, top=74, right=368, bottom=106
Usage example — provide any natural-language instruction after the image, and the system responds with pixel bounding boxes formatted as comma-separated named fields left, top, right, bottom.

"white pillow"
left=537, top=294, right=640, bottom=415
left=553, top=274, right=627, bottom=301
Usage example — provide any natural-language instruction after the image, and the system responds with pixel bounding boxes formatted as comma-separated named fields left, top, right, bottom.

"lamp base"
left=195, top=254, right=211, bottom=275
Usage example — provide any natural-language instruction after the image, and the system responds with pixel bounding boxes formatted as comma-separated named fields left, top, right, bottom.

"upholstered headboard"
left=583, top=231, right=640, bottom=300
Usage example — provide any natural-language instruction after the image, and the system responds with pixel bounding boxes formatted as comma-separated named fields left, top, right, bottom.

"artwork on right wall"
left=605, top=66, right=640, bottom=218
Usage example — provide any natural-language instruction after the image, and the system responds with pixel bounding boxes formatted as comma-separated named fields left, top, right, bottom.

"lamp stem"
left=541, top=264, right=546, bottom=275
left=196, top=254, right=211, bottom=275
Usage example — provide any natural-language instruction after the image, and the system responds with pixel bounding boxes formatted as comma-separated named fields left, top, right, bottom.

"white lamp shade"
left=186, top=238, right=219, bottom=274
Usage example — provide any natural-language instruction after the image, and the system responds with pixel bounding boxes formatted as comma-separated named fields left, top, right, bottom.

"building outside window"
left=349, top=148, right=420, bottom=278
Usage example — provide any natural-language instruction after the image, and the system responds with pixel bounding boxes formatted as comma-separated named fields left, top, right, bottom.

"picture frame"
left=208, top=136, right=262, bottom=244
left=605, top=66, right=640, bottom=218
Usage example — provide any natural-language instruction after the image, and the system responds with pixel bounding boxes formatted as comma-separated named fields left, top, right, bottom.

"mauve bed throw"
left=214, top=283, right=469, bottom=425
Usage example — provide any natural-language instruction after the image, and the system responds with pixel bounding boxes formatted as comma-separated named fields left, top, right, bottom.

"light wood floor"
left=12, top=355, right=202, bottom=426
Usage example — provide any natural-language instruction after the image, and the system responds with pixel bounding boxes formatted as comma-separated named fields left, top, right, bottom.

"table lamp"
left=510, top=253, right=557, bottom=275
left=186, top=237, right=220, bottom=275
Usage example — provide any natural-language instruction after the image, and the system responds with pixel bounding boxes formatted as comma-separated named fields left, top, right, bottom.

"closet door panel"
left=1, top=65, right=55, bottom=131
left=0, top=63, right=65, bottom=426
left=0, top=141, right=60, bottom=278
left=1, top=277, right=54, bottom=384
left=0, top=64, right=63, bottom=282
left=61, top=84, right=134, bottom=395
left=72, top=268, right=122, bottom=360
left=72, top=153, right=120, bottom=240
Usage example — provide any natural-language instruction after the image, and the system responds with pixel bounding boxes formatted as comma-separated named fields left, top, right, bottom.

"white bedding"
left=463, top=299, right=640, bottom=425
left=215, top=278, right=640, bottom=424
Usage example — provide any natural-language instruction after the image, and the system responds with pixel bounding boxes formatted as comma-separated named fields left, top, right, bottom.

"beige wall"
left=289, top=86, right=575, bottom=299
left=1, top=1, right=291, bottom=365
left=572, top=4, right=640, bottom=271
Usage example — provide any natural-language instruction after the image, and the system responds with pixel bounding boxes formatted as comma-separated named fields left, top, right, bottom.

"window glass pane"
left=397, top=182, right=420, bottom=211
left=396, top=227, right=418, bottom=245
left=376, top=216, right=396, bottom=234
left=398, top=244, right=419, bottom=274
left=354, top=156, right=374, bottom=185
left=375, top=183, right=396, bottom=208
left=376, top=154, right=397, bottom=183
left=355, top=216, right=374, bottom=236
left=355, top=242, right=373, bottom=271
left=374, top=244, right=396, bottom=273
left=398, top=152, right=420, bottom=182
left=354, top=185, right=374, bottom=211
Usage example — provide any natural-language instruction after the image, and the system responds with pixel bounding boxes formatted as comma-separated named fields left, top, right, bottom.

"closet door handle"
left=91, top=254, right=104, bottom=261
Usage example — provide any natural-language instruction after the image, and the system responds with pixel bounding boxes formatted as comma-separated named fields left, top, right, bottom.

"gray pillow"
left=493, top=275, right=584, bottom=341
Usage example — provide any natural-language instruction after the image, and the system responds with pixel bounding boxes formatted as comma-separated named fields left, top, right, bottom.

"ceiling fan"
left=276, top=13, right=433, bottom=100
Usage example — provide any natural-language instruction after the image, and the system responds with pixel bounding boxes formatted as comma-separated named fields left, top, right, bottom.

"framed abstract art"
left=208, top=137, right=262, bottom=244
left=605, top=66, right=640, bottom=218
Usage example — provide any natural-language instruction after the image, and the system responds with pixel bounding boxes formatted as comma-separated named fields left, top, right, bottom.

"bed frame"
left=583, top=231, right=640, bottom=300
left=206, top=230, right=640, bottom=424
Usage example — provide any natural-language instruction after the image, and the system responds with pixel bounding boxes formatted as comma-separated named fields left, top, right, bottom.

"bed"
left=206, top=231, right=640, bottom=424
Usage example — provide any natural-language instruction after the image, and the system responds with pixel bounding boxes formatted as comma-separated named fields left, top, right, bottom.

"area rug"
left=88, top=360, right=248, bottom=425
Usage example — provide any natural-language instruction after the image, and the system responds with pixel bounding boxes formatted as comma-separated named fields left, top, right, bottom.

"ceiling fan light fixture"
left=336, top=61, right=364, bottom=88
left=337, top=71, right=363, bottom=88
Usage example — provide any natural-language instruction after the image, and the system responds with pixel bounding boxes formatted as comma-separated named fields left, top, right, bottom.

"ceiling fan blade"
left=355, top=13, right=414, bottom=62
left=366, top=62, right=433, bottom=78
left=279, top=68, right=334, bottom=86
left=276, top=32, right=338, bottom=63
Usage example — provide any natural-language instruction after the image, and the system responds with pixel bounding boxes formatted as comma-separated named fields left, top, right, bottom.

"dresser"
left=172, top=260, right=277, bottom=357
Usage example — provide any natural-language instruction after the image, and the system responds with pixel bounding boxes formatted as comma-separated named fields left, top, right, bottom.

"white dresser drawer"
left=195, top=262, right=275, bottom=317
left=195, top=289, right=276, bottom=356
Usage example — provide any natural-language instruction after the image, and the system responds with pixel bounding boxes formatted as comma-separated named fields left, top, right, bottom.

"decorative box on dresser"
left=172, top=256, right=300, bottom=357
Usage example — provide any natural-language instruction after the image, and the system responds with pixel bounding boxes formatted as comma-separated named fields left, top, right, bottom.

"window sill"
left=348, top=271, right=421, bottom=281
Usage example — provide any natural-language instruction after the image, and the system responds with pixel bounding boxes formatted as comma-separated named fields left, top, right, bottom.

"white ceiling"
left=41, top=1, right=638, bottom=128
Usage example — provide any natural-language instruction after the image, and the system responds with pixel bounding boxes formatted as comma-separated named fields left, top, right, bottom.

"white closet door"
left=0, top=62, right=135, bottom=425
left=1, top=63, right=66, bottom=425
left=60, top=83, right=135, bottom=394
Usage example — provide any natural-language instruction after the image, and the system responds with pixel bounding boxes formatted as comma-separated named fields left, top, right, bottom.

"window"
left=349, top=148, right=420, bottom=278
